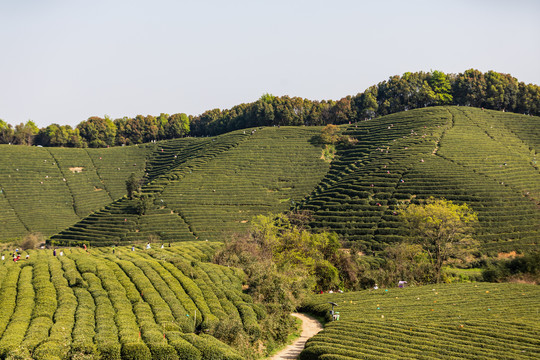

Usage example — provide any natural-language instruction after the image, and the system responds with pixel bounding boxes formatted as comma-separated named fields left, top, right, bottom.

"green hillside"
left=299, top=282, right=540, bottom=359
left=0, top=144, right=152, bottom=241
left=0, top=242, right=264, bottom=359
left=48, top=127, right=329, bottom=245
left=1, top=106, right=539, bottom=255
left=299, top=106, right=539, bottom=254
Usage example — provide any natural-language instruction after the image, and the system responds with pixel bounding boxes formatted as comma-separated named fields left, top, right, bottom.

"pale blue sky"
left=1, top=0, right=539, bottom=128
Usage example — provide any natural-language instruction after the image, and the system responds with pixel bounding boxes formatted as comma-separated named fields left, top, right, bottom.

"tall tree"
left=77, top=116, right=117, bottom=147
left=429, top=70, right=453, bottom=105
left=13, top=120, right=39, bottom=145
left=400, top=198, right=478, bottom=283
left=0, top=119, right=14, bottom=144
left=167, top=113, right=190, bottom=139
left=125, top=173, right=140, bottom=199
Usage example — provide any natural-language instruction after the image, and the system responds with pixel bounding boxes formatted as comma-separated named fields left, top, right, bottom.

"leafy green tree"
left=382, top=243, right=432, bottom=285
left=400, top=198, right=478, bottom=283
left=77, top=116, right=117, bottom=147
left=37, top=123, right=78, bottom=147
left=167, top=113, right=190, bottom=138
left=452, top=69, right=486, bottom=107
left=259, top=93, right=275, bottom=103
left=361, top=86, right=379, bottom=119
left=135, top=194, right=153, bottom=215
left=13, top=120, right=39, bottom=145
left=429, top=70, right=453, bottom=105
left=320, top=124, right=340, bottom=144
left=125, top=173, right=140, bottom=199
left=0, top=119, right=14, bottom=144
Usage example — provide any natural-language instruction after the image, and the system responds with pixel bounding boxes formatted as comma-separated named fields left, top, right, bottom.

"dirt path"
left=269, top=313, right=323, bottom=360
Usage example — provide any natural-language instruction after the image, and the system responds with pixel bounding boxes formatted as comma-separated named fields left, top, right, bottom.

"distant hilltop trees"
left=1, top=69, right=539, bottom=147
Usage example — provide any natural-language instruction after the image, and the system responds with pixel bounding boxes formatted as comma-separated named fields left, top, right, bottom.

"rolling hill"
left=0, top=144, right=152, bottom=241
left=299, top=282, right=540, bottom=359
left=299, top=106, right=539, bottom=254
left=1, top=107, right=539, bottom=256
left=0, top=242, right=256, bottom=359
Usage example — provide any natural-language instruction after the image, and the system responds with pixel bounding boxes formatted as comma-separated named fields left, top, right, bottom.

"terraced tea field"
left=300, top=282, right=540, bottom=360
left=1, top=106, right=539, bottom=255
left=300, top=107, right=540, bottom=253
left=0, top=144, right=153, bottom=241
left=49, top=127, right=329, bottom=245
left=0, top=242, right=257, bottom=359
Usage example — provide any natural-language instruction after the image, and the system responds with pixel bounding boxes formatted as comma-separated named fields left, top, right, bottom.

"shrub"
left=120, top=342, right=151, bottom=360
left=147, top=343, right=178, bottom=360
left=166, top=332, right=201, bottom=360
left=20, top=232, right=43, bottom=250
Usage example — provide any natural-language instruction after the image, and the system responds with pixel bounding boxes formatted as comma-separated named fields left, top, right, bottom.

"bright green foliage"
left=12, top=120, right=39, bottom=145
left=320, top=124, right=340, bottom=144
left=36, top=123, right=83, bottom=147
left=300, top=282, right=540, bottom=360
left=215, top=213, right=357, bottom=311
left=0, top=242, right=266, bottom=359
left=400, top=197, right=478, bottom=282
left=429, top=70, right=453, bottom=105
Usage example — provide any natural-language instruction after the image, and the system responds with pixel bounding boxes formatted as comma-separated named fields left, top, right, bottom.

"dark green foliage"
left=126, top=173, right=140, bottom=200
left=483, top=252, right=540, bottom=282
left=1, top=70, right=538, bottom=147
left=77, top=116, right=117, bottom=148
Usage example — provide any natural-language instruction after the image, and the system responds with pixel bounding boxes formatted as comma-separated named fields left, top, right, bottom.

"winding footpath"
left=269, top=313, right=323, bottom=360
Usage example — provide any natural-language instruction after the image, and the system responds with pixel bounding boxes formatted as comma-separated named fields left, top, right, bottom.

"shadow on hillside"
left=309, top=135, right=324, bottom=146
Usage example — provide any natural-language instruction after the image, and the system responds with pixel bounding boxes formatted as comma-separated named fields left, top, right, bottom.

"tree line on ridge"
left=1, top=69, right=539, bottom=148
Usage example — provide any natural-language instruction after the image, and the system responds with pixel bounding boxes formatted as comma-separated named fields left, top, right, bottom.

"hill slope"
left=299, top=106, right=539, bottom=254
left=48, top=127, right=330, bottom=245
left=300, top=282, right=540, bottom=360
left=0, top=243, right=254, bottom=359
left=1, top=107, right=539, bottom=254
left=0, top=144, right=152, bottom=241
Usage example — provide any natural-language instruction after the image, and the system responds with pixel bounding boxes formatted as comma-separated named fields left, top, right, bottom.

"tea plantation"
left=0, top=144, right=153, bottom=241
left=0, top=242, right=258, bottom=360
left=1, top=106, right=539, bottom=256
left=48, top=127, right=330, bottom=245
left=299, top=106, right=539, bottom=254
left=299, top=282, right=540, bottom=360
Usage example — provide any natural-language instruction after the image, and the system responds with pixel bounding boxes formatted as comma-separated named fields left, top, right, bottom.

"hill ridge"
left=1, top=106, right=539, bottom=255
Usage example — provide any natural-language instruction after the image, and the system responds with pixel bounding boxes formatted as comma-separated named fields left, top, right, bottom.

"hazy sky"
left=1, top=0, right=539, bottom=128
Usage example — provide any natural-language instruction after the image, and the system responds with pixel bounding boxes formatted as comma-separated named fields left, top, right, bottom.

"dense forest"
left=1, top=69, right=539, bottom=147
